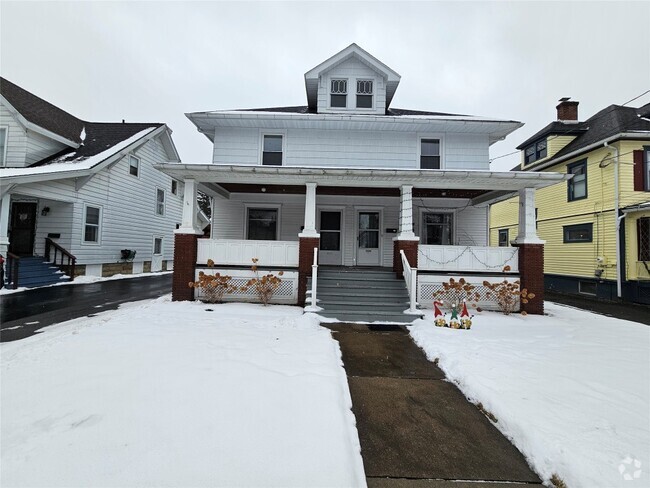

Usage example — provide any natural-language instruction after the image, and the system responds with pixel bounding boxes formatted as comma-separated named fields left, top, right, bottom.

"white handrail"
left=400, top=249, right=418, bottom=314
left=311, top=247, right=318, bottom=308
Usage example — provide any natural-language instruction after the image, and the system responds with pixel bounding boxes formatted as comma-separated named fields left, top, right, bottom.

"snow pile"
left=1, top=299, right=365, bottom=487
left=409, top=302, right=650, bottom=487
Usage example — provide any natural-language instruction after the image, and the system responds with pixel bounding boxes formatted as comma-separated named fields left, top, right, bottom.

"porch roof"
left=155, top=163, right=571, bottom=192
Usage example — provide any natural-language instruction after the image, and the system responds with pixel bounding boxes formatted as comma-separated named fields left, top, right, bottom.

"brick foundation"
left=172, top=233, right=199, bottom=301
left=514, top=243, right=544, bottom=315
left=298, top=237, right=320, bottom=306
left=393, top=239, right=419, bottom=278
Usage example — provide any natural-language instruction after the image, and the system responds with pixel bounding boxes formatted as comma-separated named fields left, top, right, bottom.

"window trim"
left=355, top=79, right=374, bottom=109
left=578, top=280, right=597, bottom=296
left=418, top=134, right=444, bottom=169
left=244, top=204, right=281, bottom=241
left=128, top=154, right=140, bottom=177
left=563, top=223, right=593, bottom=243
left=329, top=77, right=348, bottom=109
left=155, top=187, right=166, bottom=216
left=259, top=131, right=286, bottom=166
left=498, top=229, right=509, bottom=247
left=567, top=159, right=588, bottom=202
left=82, top=203, right=102, bottom=245
left=0, top=126, right=8, bottom=167
left=523, top=138, right=548, bottom=165
left=153, top=236, right=164, bottom=256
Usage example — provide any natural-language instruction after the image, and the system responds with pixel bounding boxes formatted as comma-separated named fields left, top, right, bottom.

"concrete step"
left=320, top=302, right=409, bottom=312
left=318, top=311, right=420, bottom=324
left=316, top=288, right=409, bottom=298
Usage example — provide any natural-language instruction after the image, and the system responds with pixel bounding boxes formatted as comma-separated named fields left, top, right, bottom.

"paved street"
left=0, top=274, right=172, bottom=342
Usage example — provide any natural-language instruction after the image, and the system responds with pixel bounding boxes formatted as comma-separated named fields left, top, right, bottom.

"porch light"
left=41, top=206, right=50, bottom=216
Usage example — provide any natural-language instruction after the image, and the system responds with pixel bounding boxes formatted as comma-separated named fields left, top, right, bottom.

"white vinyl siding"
left=212, top=194, right=488, bottom=267
left=24, top=129, right=68, bottom=165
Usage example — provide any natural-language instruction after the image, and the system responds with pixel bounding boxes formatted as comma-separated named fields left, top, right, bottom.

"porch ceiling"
left=155, top=164, right=571, bottom=192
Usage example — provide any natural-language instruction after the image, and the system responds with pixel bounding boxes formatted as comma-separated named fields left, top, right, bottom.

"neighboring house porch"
left=156, top=164, right=569, bottom=316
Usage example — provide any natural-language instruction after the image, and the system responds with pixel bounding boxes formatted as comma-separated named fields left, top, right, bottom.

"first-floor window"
left=498, top=229, right=509, bottom=247
left=247, top=208, right=278, bottom=240
left=638, top=217, right=650, bottom=261
left=83, top=205, right=101, bottom=243
left=156, top=188, right=165, bottom=215
left=153, top=237, right=163, bottom=255
left=422, top=213, right=453, bottom=245
left=563, top=223, right=592, bottom=243
left=645, top=147, right=650, bottom=191
left=0, top=127, right=7, bottom=166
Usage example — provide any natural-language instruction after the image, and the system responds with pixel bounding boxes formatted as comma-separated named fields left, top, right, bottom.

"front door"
left=357, top=211, right=380, bottom=266
left=319, top=210, right=342, bottom=265
left=9, top=202, right=37, bottom=256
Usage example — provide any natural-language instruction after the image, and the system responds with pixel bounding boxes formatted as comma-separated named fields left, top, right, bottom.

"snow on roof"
left=0, top=127, right=157, bottom=178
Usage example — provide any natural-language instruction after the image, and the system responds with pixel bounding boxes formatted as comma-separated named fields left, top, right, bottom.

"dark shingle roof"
left=1, top=77, right=85, bottom=144
left=1, top=77, right=164, bottom=166
left=238, top=105, right=465, bottom=117
left=518, top=102, right=650, bottom=167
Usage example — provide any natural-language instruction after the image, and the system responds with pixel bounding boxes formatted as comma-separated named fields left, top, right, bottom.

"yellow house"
left=490, top=99, right=650, bottom=304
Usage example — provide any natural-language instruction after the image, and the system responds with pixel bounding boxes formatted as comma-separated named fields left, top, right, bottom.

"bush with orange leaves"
left=188, top=259, right=237, bottom=303
left=482, top=266, right=536, bottom=315
left=431, top=277, right=482, bottom=310
left=242, top=258, right=284, bottom=306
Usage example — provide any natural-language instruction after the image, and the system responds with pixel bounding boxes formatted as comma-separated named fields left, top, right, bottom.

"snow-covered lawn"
left=1, top=298, right=365, bottom=488
left=409, top=302, right=650, bottom=488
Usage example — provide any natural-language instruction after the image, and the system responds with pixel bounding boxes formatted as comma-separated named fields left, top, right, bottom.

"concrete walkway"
left=327, top=323, right=542, bottom=487
left=0, top=274, right=172, bottom=342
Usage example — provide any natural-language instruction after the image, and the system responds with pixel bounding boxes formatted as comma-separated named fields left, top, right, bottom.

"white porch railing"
left=305, top=247, right=321, bottom=312
left=400, top=250, right=418, bottom=314
left=418, top=245, right=519, bottom=273
left=197, top=239, right=299, bottom=267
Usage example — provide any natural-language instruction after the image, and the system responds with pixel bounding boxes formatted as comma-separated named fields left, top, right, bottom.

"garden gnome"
left=433, top=301, right=447, bottom=327
left=460, top=300, right=473, bottom=330
left=449, top=303, right=460, bottom=329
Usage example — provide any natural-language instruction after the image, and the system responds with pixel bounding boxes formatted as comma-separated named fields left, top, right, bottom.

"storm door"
left=357, top=211, right=380, bottom=266
left=9, top=202, right=37, bottom=256
left=318, top=210, right=342, bottom=265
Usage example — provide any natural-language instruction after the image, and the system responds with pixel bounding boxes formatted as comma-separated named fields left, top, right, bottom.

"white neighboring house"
left=156, top=44, right=569, bottom=319
left=0, top=77, right=183, bottom=288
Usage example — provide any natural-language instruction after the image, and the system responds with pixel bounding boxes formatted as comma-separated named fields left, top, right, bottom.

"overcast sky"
left=2, top=1, right=649, bottom=171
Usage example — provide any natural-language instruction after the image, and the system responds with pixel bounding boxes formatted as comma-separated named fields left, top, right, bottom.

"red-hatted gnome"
left=433, top=301, right=447, bottom=327
left=460, top=300, right=473, bottom=329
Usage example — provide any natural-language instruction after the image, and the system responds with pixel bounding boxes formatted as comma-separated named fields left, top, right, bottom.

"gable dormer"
left=304, top=43, right=401, bottom=115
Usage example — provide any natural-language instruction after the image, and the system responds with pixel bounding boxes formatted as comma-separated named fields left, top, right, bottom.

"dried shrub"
left=432, top=277, right=482, bottom=309
left=242, top=258, right=284, bottom=306
left=189, top=271, right=236, bottom=303
left=482, top=268, right=536, bottom=315
left=550, top=473, right=568, bottom=488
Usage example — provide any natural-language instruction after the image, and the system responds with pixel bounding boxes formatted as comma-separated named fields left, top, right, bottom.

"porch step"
left=312, top=266, right=423, bottom=324
left=4, top=256, right=70, bottom=289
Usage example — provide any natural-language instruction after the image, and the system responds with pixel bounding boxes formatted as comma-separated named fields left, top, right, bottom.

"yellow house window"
left=638, top=217, right=650, bottom=261
left=524, top=139, right=547, bottom=164
left=567, top=160, right=587, bottom=201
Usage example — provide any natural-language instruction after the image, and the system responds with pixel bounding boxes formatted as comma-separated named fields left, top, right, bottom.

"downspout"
left=605, top=142, right=623, bottom=298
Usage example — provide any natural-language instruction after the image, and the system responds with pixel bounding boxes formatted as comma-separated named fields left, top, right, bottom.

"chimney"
left=556, top=97, right=579, bottom=122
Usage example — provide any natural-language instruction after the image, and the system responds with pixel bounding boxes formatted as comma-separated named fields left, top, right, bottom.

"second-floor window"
left=420, top=139, right=441, bottom=169
left=524, top=139, right=547, bottom=165
left=156, top=188, right=165, bottom=216
left=262, top=135, right=283, bottom=166
left=0, top=127, right=7, bottom=166
left=171, top=180, right=178, bottom=195
left=330, top=79, right=347, bottom=108
left=356, top=80, right=373, bottom=108
left=129, top=155, right=140, bottom=177
left=567, top=159, right=587, bottom=201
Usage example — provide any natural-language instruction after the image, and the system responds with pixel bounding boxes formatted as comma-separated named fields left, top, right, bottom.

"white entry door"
left=357, top=211, right=380, bottom=266
left=151, top=237, right=163, bottom=272
left=319, top=210, right=342, bottom=265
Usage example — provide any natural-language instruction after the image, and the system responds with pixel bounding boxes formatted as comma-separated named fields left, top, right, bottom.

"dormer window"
left=330, top=79, right=347, bottom=108
left=524, top=139, right=547, bottom=164
left=356, top=80, right=373, bottom=108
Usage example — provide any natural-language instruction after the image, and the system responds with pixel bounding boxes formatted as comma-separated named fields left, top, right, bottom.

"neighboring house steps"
left=309, top=267, right=423, bottom=324
left=5, top=256, right=68, bottom=288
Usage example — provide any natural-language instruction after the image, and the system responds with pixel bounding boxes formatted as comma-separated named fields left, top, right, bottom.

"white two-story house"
left=157, top=44, right=569, bottom=321
left=0, top=78, right=184, bottom=288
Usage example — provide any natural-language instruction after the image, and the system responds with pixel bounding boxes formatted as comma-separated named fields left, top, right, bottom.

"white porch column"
left=0, top=193, right=10, bottom=256
left=299, top=182, right=319, bottom=238
left=397, top=185, right=416, bottom=240
left=176, top=178, right=202, bottom=235
left=513, top=187, right=544, bottom=244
